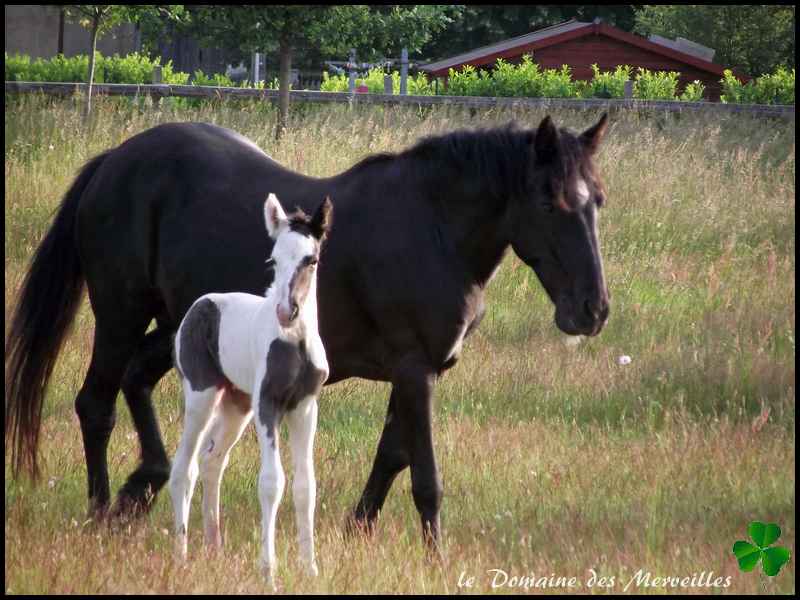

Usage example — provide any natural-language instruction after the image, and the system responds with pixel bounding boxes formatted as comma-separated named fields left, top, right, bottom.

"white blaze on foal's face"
left=264, top=194, right=320, bottom=328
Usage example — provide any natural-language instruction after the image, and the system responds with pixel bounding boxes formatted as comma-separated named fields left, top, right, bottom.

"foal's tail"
left=5, top=151, right=109, bottom=480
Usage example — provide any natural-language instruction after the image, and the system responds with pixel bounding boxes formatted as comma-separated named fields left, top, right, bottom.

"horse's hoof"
left=343, top=512, right=374, bottom=540
left=106, top=494, right=147, bottom=525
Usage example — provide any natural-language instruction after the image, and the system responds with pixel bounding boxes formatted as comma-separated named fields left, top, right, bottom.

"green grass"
left=4, top=93, right=795, bottom=594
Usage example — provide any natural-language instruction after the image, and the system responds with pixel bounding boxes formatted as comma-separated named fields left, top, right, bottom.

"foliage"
left=634, top=5, right=795, bottom=77
left=444, top=57, right=695, bottom=101
left=420, top=6, right=637, bottom=64
left=721, top=67, right=795, bottom=105
left=4, top=52, right=188, bottom=85
left=679, top=80, right=706, bottom=102
left=582, top=64, right=632, bottom=99
left=320, top=68, right=434, bottom=95
left=190, top=69, right=234, bottom=88
left=632, top=67, right=679, bottom=101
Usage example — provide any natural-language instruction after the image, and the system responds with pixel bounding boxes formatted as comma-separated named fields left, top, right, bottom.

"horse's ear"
left=310, top=196, right=333, bottom=241
left=579, top=112, right=609, bottom=156
left=534, top=115, right=560, bottom=164
left=264, top=193, right=287, bottom=239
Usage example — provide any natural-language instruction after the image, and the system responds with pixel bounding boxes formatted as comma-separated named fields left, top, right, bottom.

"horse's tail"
left=5, top=151, right=109, bottom=480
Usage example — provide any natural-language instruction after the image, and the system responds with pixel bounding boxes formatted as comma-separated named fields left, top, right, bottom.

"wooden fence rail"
left=5, top=81, right=795, bottom=119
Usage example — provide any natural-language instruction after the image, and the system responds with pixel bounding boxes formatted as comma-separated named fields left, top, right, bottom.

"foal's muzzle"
left=276, top=302, right=299, bottom=328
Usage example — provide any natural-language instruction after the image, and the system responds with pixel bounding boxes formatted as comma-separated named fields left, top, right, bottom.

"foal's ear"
left=579, top=112, right=609, bottom=156
left=533, top=115, right=561, bottom=164
left=264, top=193, right=288, bottom=239
left=310, top=196, right=333, bottom=241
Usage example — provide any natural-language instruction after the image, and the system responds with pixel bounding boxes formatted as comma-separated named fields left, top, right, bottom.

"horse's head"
left=508, top=114, right=610, bottom=336
left=264, top=193, right=333, bottom=328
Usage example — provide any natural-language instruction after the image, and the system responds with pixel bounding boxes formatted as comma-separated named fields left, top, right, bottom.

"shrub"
left=191, top=69, right=235, bottom=87
left=721, top=67, right=795, bottom=105
left=585, top=64, right=632, bottom=99
left=320, top=67, right=434, bottom=95
left=633, top=67, right=679, bottom=100
left=5, top=51, right=189, bottom=85
left=679, top=80, right=706, bottom=102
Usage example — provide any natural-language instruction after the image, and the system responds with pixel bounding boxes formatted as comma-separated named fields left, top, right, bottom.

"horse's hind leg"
left=169, top=385, right=221, bottom=560
left=198, top=391, right=253, bottom=549
left=111, top=326, right=175, bottom=519
left=76, top=318, right=149, bottom=520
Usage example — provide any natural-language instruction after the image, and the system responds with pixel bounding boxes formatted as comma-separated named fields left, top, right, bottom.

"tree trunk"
left=84, top=15, right=100, bottom=122
left=277, top=38, right=292, bottom=141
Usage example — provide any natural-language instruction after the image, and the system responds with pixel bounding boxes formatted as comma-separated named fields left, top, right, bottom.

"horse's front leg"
left=255, top=410, right=285, bottom=585
left=286, top=396, right=319, bottom=576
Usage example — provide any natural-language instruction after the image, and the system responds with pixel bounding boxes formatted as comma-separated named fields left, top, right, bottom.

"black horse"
left=6, top=113, right=610, bottom=547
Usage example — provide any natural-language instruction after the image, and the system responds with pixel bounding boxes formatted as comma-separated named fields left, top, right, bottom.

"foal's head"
left=509, top=113, right=611, bottom=337
left=264, top=193, right=333, bottom=328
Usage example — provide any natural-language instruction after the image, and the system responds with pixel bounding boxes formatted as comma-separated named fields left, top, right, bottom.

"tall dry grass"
left=5, top=93, right=795, bottom=594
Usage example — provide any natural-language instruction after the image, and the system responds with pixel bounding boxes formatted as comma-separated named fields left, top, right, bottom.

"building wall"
left=5, top=5, right=137, bottom=60
left=526, top=35, right=724, bottom=99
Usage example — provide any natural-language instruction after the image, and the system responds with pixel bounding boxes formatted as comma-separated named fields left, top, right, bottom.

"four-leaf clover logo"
left=733, top=521, right=791, bottom=577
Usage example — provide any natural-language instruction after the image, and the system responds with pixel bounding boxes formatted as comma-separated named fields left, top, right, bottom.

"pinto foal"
left=169, top=193, right=332, bottom=579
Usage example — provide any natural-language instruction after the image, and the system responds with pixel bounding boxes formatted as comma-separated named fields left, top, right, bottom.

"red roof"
left=420, top=20, right=749, bottom=82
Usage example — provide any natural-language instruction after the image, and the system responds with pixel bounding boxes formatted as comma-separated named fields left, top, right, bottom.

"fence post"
left=251, top=52, right=260, bottom=85
left=152, top=65, right=162, bottom=84
left=400, top=47, right=408, bottom=95
left=384, top=73, right=393, bottom=95
left=624, top=80, right=633, bottom=100
left=348, top=48, right=356, bottom=95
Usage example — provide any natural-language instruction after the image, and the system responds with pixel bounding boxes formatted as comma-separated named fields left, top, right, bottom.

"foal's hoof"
left=260, top=565, right=279, bottom=591
left=305, top=562, right=319, bottom=577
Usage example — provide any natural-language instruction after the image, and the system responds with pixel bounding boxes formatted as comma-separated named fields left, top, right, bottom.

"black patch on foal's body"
left=258, top=338, right=326, bottom=440
left=176, top=298, right=224, bottom=392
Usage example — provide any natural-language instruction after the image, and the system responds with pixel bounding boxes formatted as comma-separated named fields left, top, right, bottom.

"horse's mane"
left=340, top=123, right=537, bottom=200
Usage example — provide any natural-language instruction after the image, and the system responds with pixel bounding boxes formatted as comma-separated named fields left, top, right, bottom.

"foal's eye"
left=265, top=258, right=276, bottom=269
left=309, top=258, right=318, bottom=267
left=541, top=200, right=555, bottom=214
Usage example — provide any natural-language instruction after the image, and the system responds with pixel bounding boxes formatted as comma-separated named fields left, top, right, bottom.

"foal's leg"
left=169, top=385, right=221, bottom=560
left=255, top=414, right=285, bottom=583
left=199, top=392, right=253, bottom=549
left=286, top=396, right=319, bottom=576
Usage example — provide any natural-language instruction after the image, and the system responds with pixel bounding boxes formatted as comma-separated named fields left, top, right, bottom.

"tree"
left=419, top=5, right=636, bottom=62
left=633, top=5, right=795, bottom=76
left=191, top=5, right=457, bottom=140
left=65, top=5, right=186, bottom=120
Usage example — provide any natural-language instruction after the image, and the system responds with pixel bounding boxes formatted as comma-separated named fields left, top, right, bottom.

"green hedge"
left=720, top=67, right=794, bottom=105
left=6, top=51, right=794, bottom=105
left=5, top=52, right=189, bottom=85
left=322, top=55, right=793, bottom=104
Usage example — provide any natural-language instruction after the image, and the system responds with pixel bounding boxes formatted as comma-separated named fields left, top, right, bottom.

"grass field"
left=4, top=94, right=795, bottom=594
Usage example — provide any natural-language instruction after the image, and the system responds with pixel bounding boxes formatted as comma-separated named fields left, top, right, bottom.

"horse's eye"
left=309, top=258, right=318, bottom=267
left=595, top=194, right=606, bottom=209
left=541, top=200, right=555, bottom=214
left=265, top=257, right=276, bottom=269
